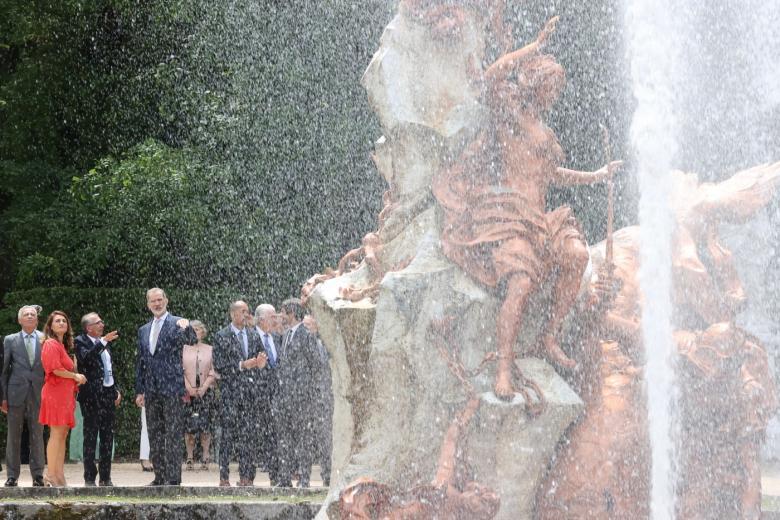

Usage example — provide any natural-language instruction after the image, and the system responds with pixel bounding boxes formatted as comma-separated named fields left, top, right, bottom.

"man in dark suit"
left=303, top=314, right=333, bottom=487
left=278, top=298, right=322, bottom=488
left=1, top=305, right=45, bottom=487
left=75, top=313, right=121, bottom=487
left=135, top=288, right=196, bottom=486
left=212, top=300, right=268, bottom=487
left=254, top=303, right=284, bottom=486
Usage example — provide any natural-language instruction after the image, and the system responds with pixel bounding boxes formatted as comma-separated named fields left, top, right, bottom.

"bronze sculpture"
left=305, top=3, right=780, bottom=516
left=537, top=163, right=780, bottom=519
left=432, top=16, right=620, bottom=399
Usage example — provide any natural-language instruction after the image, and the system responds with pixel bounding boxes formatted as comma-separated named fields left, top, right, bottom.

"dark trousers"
left=278, top=402, right=313, bottom=487
left=146, top=393, right=184, bottom=485
left=219, top=396, right=257, bottom=482
left=81, top=391, right=116, bottom=483
left=318, top=406, right=333, bottom=484
left=257, top=391, right=282, bottom=484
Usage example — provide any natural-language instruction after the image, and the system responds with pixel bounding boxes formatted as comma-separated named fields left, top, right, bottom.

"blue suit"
left=135, top=314, right=195, bottom=397
left=135, top=313, right=195, bottom=485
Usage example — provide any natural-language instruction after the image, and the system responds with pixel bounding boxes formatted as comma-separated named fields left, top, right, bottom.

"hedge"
left=0, top=286, right=267, bottom=459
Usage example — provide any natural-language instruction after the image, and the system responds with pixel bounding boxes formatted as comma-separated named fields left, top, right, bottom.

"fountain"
left=305, top=1, right=779, bottom=519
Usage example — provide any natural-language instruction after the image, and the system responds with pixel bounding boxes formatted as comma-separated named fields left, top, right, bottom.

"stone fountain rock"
left=309, top=8, right=583, bottom=519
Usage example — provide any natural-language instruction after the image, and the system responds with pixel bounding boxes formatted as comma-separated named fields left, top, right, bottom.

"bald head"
left=229, top=300, right=250, bottom=329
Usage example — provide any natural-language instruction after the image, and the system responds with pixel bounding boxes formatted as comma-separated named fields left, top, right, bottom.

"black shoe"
left=5, top=478, right=18, bottom=487
left=99, top=480, right=114, bottom=487
left=32, top=476, right=45, bottom=487
left=141, top=462, right=153, bottom=472
left=165, top=481, right=180, bottom=486
left=147, top=479, right=164, bottom=486
left=85, top=481, right=97, bottom=487
left=323, top=478, right=330, bottom=487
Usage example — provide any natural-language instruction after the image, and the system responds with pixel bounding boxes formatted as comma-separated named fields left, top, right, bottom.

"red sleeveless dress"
left=38, top=338, right=78, bottom=428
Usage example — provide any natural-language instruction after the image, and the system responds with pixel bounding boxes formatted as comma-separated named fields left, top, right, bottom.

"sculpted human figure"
left=537, top=163, right=780, bottom=518
left=432, top=16, right=620, bottom=399
left=674, top=323, right=777, bottom=520
left=536, top=253, right=650, bottom=519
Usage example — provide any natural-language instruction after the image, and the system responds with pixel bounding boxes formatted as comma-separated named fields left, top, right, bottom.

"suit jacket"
left=212, top=325, right=267, bottom=405
left=135, top=314, right=196, bottom=397
left=75, top=333, right=120, bottom=404
left=1, top=330, right=45, bottom=407
left=255, top=328, right=282, bottom=398
left=278, top=324, right=321, bottom=417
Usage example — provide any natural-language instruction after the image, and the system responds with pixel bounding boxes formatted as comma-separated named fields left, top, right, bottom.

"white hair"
left=254, top=303, right=276, bottom=321
left=17, top=305, right=41, bottom=320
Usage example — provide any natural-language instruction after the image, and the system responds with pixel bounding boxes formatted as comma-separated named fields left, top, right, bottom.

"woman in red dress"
left=39, top=311, right=86, bottom=486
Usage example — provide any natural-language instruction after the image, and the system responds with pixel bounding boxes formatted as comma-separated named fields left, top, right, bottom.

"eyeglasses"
left=88, top=320, right=104, bottom=326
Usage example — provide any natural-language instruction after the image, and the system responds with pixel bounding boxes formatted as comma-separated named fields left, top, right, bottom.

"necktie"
left=237, top=329, right=247, bottom=359
left=24, top=334, right=35, bottom=366
left=263, top=334, right=276, bottom=367
left=150, top=319, right=162, bottom=355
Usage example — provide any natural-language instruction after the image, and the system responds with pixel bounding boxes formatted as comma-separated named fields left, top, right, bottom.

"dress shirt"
left=230, top=324, right=249, bottom=370
left=256, top=326, right=278, bottom=366
left=23, top=331, right=37, bottom=366
left=88, top=334, right=114, bottom=387
left=148, top=312, right=169, bottom=346
left=283, top=322, right=303, bottom=350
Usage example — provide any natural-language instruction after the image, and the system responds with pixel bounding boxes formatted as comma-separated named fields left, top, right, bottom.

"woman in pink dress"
left=39, top=311, right=86, bottom=486
left=182, top=320, right=217, bottom=470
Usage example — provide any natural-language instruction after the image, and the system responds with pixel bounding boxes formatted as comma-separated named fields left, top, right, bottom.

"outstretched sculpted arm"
left=553, top=161, right=622, bottom=186
left=484, top=16, right=558, bottom=84
left=337, top=246, right=364, bottom=274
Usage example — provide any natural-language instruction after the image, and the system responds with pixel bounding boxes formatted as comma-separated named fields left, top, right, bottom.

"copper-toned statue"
left=675, top=323, right=778, bottom=519
left=537, top=162, right=780, bottom=519
left=432, top=16, right=620, bottom=399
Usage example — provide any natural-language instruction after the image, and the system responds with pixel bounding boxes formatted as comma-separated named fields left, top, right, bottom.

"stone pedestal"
left=309, top=5, right=584, bottom=518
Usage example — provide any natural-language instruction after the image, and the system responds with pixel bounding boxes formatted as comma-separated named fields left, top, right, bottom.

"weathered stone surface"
left=362, top=14, right=486, bottom=139
left=313, top=235, right=583, bottom=518
left=0, top=487, right=323, bottom=520
left=468, top=360, right=583, bottom=520
left=311, top=5, right=583, bottom=519
left=0, top=502, right=320, bottom=519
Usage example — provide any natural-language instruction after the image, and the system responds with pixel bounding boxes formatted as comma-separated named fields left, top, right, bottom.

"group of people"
left=1, top=288, right=333, bottom=488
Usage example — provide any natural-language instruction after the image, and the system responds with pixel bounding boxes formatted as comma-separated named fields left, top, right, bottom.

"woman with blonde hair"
left=38, top=311, right=86, bottom=486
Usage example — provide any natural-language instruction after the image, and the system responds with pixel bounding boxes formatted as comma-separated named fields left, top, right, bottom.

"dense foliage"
left=0, top=0, right=393, bottom=296
left=0, top=0, right=635, bottom=459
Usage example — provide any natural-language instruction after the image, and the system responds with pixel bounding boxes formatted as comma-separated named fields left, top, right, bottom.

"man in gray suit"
left=1, top=305, right=46, bottom=487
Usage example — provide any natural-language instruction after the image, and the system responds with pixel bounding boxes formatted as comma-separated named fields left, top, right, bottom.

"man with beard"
left=135, top=288, right=196, bottom=486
